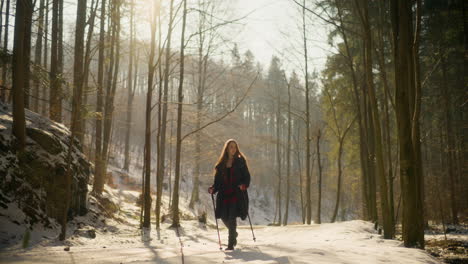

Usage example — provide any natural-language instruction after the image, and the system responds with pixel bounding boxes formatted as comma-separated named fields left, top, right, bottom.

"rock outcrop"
left=0, top=102, right=91, bottom=227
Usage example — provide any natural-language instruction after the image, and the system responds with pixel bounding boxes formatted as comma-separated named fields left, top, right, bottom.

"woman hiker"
left=208, top=139, right=251, bottom=250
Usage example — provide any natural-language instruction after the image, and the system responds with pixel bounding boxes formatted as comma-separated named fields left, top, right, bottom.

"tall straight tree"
left=49, top=0, right=62, bottom=122
left=123, top=0, right=135, bottom=172
left=101, top=0, right=121, bottom=189
left=11, top=0, right=31, bottom=152
left=1, top=0, right=9, bottom=102
left=80, top=0, right=99, bottom=145
left=283, top=76, right=292, bottom=226
left=301, top=0, right=312, bottom=225
left=40, top=0, right=48, bottom=115
left=93, top=0, right=106, bottom=194
left=390, top=0, right=424, bottom=248
left=375, top=0, right=396, bottom=226
left=0, top=0, right=3, bottom=49
left=72, top=0, right=87, bottom=139
left=275, top=70, right=282, bottom=225
left=411, top=0, right=425, bottom=228
left=171, top=0, right=187, bottom=228
left=32, top=0, right=45, bottom=113
left=155, top=0, right=164, bottom=221
left=364, top=94, right=378, bottom=222
left=57, top=0, right=64, bottom=113
left=355, top=0, right=393, bottom=238
left=22, top=0, right=32, bottom=109
left=143, top=0, right=158, bottom=229
left=268, top=56, right=283, bottom=224
left=315, top=128, right=322, bottom=224
left=441, top=57, right=458, bottom=225
left=60, top=0, right=87, bottom=241
left=155, top=0, right=174, bottom=228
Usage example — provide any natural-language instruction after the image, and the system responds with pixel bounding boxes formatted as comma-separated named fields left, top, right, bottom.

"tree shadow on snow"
left=176, top=225, right=216, bottom=244
left=140, top=228, right=175, bottom=264
left=224, top=248, right=291, bottom=263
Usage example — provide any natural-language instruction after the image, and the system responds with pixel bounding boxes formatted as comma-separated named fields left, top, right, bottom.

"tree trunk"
left=33, top=0, right=45, bottom=113
left=390, top=0, right=425, bottom=248
left=123, top=0, right=135, bottom=172
left=72, top=0, right=87, bottom=141
left=0, top=0, right=3, bottom=50
left=41, top=0, right=48, bottom=115
left=302, top=0, right=312, bottom=225
left=375, top=0, right=396, bottom=229
left=330, top=138, right=345, bottom=222
left=12, top=0, right=30, bottom=152
left=155, top=1, right=164, bottom=216
left=359, top=0, right=393, bottom=238
left=155, top=0, right=174, bottom=228
left=171, top=0, right=187, bottom=228
left=412, top=0, right=425, bottom=229
left=316, top=129, right=322, bottom=224
left=57, top=0, right=63, bottom=117
left=93, top=0, right=106, bottom=194
left=189, top=24, right=205, bottom=208
left=60, top=0, right=87, bottom=241
left=276, top=83, right=282, bottom=225
left=441, top=58, right=458, bottom=224
left=49, top=0, right=61, bottom=122
left=81, top=0, right=99, bottom=145
left=383, top=79, right=395, bottom=227
left=103, top=0, right=121, bottom=183
left=1, top=0, right=10, bottom=102
left=22, top=0, right=31, bottom=110
left=283, top=81, right=291, bottom=226
left=140, top=144, right=146, bottom=227
left=364, top=89, right=377, bottom=223
left=142, top=0, right=157, bottom=228
left=168, top=96, right=174, bottom=211
left=295, top=128, right=305, bottom=224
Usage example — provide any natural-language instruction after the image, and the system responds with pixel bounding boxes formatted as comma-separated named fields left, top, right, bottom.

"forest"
left=0, top=0, right=466, bottom=263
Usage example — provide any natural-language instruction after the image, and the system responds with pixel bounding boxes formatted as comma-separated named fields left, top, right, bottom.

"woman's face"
left=227, top=142, right=237, bottom=157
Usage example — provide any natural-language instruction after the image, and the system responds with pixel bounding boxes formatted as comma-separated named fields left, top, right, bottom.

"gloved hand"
left=208, top=186, right=215, bottom=194
left=239, top=184, right=247, bottom=191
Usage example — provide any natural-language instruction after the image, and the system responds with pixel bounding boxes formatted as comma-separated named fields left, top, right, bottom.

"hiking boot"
left=225, top=245, right=234, bottom=251
left=228, top=231, right=238, bottom=248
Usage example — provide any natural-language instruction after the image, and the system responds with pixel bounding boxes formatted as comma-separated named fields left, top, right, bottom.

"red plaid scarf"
left=223, top=166, right=238, bottom=204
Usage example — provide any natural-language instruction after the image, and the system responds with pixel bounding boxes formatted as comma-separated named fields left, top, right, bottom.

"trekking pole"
left=211, top=193, right=222, bottom=250
left=242, top=190, right=256, bottom=242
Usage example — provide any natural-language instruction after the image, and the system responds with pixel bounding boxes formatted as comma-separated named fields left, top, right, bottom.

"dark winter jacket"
left=212, top=156, right=251, bottom=220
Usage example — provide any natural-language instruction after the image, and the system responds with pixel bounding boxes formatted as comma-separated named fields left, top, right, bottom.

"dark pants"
left=221, top=204, right=238, bottom=247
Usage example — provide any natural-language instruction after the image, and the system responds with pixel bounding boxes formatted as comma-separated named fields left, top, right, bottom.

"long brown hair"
left=214, top=139, right=247, bottom=169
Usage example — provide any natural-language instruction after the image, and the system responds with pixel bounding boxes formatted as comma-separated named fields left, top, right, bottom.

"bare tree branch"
left=181, top=72, right=259, bottom=141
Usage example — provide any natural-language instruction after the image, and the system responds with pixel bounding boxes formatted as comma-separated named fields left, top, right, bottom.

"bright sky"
left=57, top=0, right=333, bottom=78
left=232, top=0, right=332, bottom=75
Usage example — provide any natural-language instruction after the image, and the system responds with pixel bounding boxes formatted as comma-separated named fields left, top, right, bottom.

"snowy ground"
left=0, top=186, right=443, bottom=264
left=0, top=222, right=443, bottom=264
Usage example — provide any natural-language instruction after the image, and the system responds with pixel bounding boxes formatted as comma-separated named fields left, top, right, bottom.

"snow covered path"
left=0, top=220, right=441, bottom=264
